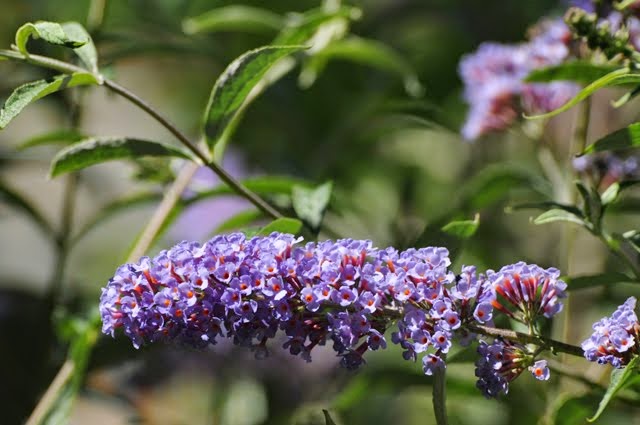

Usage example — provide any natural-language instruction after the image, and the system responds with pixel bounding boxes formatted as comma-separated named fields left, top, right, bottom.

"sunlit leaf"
left=61, top=22, right=99, bottom=74
left=273, top=6, right=361, bottom=45
left=292, top=181, right=332, bottom=230
left=203, top=45, right=304, bottom=151
left=588, top=356, right=640, bottom=422
left=183, top=6, right=283, bottom=35
left=15, top=21, right=86, bottom=55
left=533, top=209, right=587, bottom=226
left=525, top=68, right=638, bottom=120
left=525, top=62, right=619, bottom=84
left=0, top=73, right=100, bottom=130
left=49, top=137, right=192, bottom=177
left=507, top=201, right=583, bottom=217
left=601, top=182, right=620, bottom=206
left=441, top=213, right=480, bottom=239
left=582, top=123, right=640, bottom=155
left=257, top=217, right=303, bottom=235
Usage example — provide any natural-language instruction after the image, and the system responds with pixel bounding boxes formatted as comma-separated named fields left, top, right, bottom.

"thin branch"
left=469, top=325, right=584, bottom=357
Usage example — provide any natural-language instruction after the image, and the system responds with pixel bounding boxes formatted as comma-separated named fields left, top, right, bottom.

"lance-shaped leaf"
left=0, top=180, right=55, bottom=238
left=533, top=209, right=587, bottom=226
left=0, top=73, right=100, bottom=130
left=18, top=129, right=86, bottom=150
left=441, top=214, right=480, bottom=239
left=292, top=181, right=332, bottom=230
left=322, top=410, right=338, bottom=425
left=257, top=217, right=303, bottom=236
left=61, top=22, right=99, bottom=74
left=301, top=36, right=423, bottom=97
left=588, top=356, right=640, bottom=422
left=564, top=272, right=635, bottom=290
left=203, top=45, right=304, bottom=150
left=273, top=6, right=361, bottom=45
left=49, top=137, right=192, bottom=177
left=525, top=68, right=640, bottom=120
left=582, top=122, right=640, bottom=155
left=525, top=62, right=619, bottom=84
left=507, top=201, right=583, bottom=217
left=15, top=21, right=87, bottom=55
left=183, top=5, right=284, bottom=35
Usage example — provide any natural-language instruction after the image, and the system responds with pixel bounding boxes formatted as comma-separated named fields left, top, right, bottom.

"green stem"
left=469, top=325, right=584, bottom=357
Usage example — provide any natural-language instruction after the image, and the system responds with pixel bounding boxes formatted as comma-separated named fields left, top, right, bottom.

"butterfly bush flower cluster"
left=459, top=17, right=579, bottom=140
left=573, top=153, right=640, bottom=189
left=582, top=297, right=640, bottom=368
left=100, top=232, right=579, bottom=399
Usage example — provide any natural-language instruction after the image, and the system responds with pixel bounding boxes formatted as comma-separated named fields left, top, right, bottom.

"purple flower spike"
left=582, top=297, right=639, bottom=368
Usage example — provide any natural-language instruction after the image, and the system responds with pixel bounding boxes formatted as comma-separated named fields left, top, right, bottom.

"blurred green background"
left=1, top=0, right=639, bottom=424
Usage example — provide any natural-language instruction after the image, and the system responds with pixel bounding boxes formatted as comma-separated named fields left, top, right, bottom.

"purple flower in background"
left=529, top=360, right=550, bottom=381
left=582, top=297, right=639, bottom=368
left=573, top=153, right=640, bottom=189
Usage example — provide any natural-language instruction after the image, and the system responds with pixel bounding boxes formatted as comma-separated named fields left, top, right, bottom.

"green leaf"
left=18, top=129, right=86, bottom=150
left=0, top=180, right=55, bottom=238
left=525, top=68, right=638, bottom=120
left=273, top=6, right=361, bottom=45
left=49, top=137, right=192, bottom=178
left=525, top=62, right=620, bottom=84
left=582, top=122, right=640, bottom=155
left=323, top=409, right=338, bottom=425
left=301, top=36, right=423, bottom=97
left=507, top=201, right=583, bottom=217
left=0, top=73, right=100, bottom=130
left=189, top=176, right=309, bottom=204
left=72, top=192, right=161, bottom=243
left=183, top=6, right=283, bottom=35
left=533, top=209, right=587, bottom=226
left=588, top=356, right=640, bottom=422
left=257, top=217, right=303, bottom=235
left=203, top=45, right=304, bottom=151
left=601, top=182, right=621, bottom=206
left=441, top=213, right=480, bottom=239
left=61, top=22, right=99, bottom=74
left=292, top=181, right=333, bottom=230
left=611, top=84, right=640, bottom=108
left=565, top=272, right=635, bottom=290
left=15, top=21, right=87, bottom=55
left=214, top=209, right=263, bottom=233
left=460, top=165, right=549, bottom=210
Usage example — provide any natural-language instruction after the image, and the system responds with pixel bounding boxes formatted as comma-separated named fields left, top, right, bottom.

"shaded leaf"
left=257, top=217, right=303, bottom=235
left=565, top=272, right=636, bottom=290
left=507, top=201, right=583, bottom=217
left=183, top=6, right=283, bottom=35
left=214, top=209, right=263, bottom=233
left=292, top=181, right=332, bottom=230
left=61, top=22, right=99, bottom=74
left=582, top=122, right=640, bottom=155
left=588, top=356, right=640, bottom=422
left=0, top=180, right=54, bottom=237
left=302, top=36, right=423, bottom=97
left=72, top=192, right=161, bottom=243
left=525, top=68, right=638, bottom=120
left=50, top=137, right=192, bottom=177
left=203, top=45, right=305, bottom=150
left=441, top=213, right=480, bottom=239
left=15, top=21, right=87, bottom=55
left=525, top=62, right=619, bottom=84
left=533, top=209, right=587, bottom=226
left=0, top=73, right=100, bottom=130
left=18, top=129, right=86, bottom=150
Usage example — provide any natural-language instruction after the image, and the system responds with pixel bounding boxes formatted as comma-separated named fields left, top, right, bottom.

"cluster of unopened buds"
left=100, top=231, right=622, bottom=399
